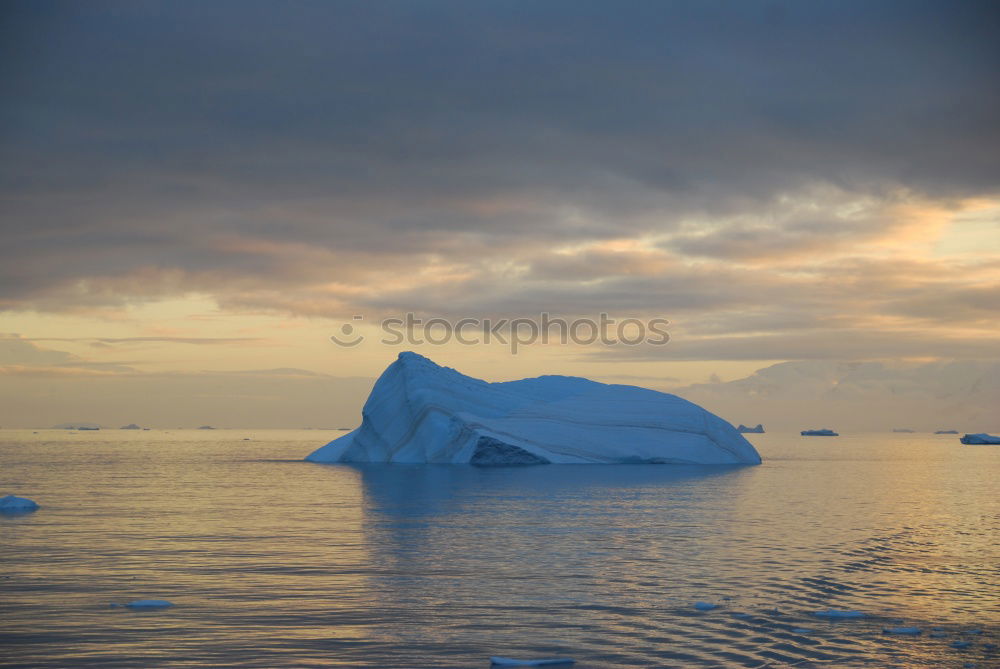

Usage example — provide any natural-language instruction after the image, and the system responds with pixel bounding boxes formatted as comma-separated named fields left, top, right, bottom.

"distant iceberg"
left=0, top=494, right=39, bottom=514
left=883, top=626, right=921, bottom=635
left=122, top=599, right=174, bottom=609
left=306, top=352, right=762, bottom=466
left=960, top=433, right=1000, bottom=445
left=801, top=429, right=839, bottom=436
left=736, top=423, right=764, bottom=434
left=813, top=609, right=865, bottom=619
left=490, top=658, right=574, bottom=667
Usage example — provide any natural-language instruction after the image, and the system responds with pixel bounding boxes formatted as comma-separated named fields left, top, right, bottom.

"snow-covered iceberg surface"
left=960, top=433, right=1000, bottom=445
left=306, top=352, right=761, bottom=465
left=0, top=494, right=39, bottom=514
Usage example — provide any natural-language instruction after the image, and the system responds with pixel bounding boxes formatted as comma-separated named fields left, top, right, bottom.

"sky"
left=1, top=0, right=998, bottom=429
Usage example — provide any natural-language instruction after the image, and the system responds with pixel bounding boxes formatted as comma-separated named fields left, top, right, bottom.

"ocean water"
left=1, top=429, right=997, bottom=668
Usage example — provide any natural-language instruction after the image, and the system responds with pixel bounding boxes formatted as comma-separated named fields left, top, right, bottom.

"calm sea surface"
left=1, top=429, right=997, bottom=668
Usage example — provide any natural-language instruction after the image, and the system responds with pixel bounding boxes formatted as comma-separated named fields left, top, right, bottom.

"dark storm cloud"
left=1, top=0, right=999, bottom=332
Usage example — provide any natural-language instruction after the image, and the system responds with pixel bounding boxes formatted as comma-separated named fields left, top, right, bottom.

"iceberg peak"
left=307, top=353, right=762, bottom=466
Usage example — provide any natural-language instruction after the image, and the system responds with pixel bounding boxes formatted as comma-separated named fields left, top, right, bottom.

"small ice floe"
left=813, top=609, right=865, bottom=619
left=489, top=657, right=574, bottom=666
left=0, top=494, right=39, bottom=514
left=694, top=601, right=719, bottom=611
left=951, top=640, right=973, bottom=649
left=883, top=627, right=921, bottom=635
left=792, top=628, right=813, bottom=635
left=959, top=433, right=1000, bottom=445
left=731, top=612, right=752, bottom=619
left=123, top=599, right=174, bottom=609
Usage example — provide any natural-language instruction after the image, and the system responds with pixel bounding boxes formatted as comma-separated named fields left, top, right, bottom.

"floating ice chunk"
left=0, top=494, right=39, bottom=513
left=489, top=657, right=575, bottom=666
left=883, top=627, right=921, bottom=635
left=306, top=352, right=762, bottom=466
left=952, top=640, right=973, bottom=649
left=813, top=609, right=865, bottom=619
left=960, top=433, right=1000, bottom=445
left=124, top=599, right=174, bottom=609
left=694, top=601, right=719, bottom=611
left=792, top=628, right=813, bottom=635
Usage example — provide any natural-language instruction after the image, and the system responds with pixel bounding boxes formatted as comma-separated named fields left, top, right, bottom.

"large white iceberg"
left=306, top=352, right=761, bottom=466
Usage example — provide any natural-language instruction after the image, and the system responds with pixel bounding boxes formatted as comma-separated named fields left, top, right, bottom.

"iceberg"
left=883, top=627, right=921, bottom=635
left=801, top=429, right=839, bottom=436
left=124, top=599, right=174, bottom=609
left=812, top=609, right=865, bottom=619
left=736, top=423, right=764, bottom=433
left=306, top=352, right=761, bottom=466
left=490, top=658, right=574, bottom=667
left=0, top=494, right=39, bottom=514
left=959, top=433, right=1000, bottom=445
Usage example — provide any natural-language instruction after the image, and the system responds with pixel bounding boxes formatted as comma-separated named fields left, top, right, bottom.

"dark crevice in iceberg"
left=470, top=436, right=551, bottom=466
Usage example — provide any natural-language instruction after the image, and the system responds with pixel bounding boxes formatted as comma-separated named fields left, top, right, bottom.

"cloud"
left=0, top=334, right=137, bottom=372
left=0, top=0, right=998, bottom=366
left=30, top=336, right=265, bottom=346
left=673, top=359, right=1000, bottom=431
